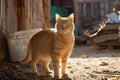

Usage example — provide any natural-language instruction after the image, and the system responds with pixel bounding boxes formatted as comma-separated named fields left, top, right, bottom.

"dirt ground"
left=0, top=44, right=120, bottom=80
left=69, top=44, right=120, bottom=80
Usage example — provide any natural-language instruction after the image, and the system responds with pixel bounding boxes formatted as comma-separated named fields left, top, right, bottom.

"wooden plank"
left=17, top=0, right=46, bottom=30
left=14, top=0, right=25, bottom=31
left=6, top=0, right=18, bottom=33
left=83, top=3, right=86, bottom=17
left=1, top=0, right=17, bottom=33
left=91, top=2, right=94, bottom=17
left=31, top=0, right=45, bottom=29
left=93, top=34, right=119, bottom=43
left=98, top=30, right=118, bottom=35
left=24, top=0, right=31, bottom=30
left=105, top=0, right=108, bottom=14
left=96, top=39, right=120, bottom=46
left=1, top=0, right=7, bottom=33
left=19, top=0, right=31, bottom=30
left=78, top=0, right=108, bottom=2
left=19, top=0, right=26, bottom=30
left=86, top=23, right=120, bottom=34
left=73, top=0, right=80, bottom=26
left=43, top=0, right=51, bottom=28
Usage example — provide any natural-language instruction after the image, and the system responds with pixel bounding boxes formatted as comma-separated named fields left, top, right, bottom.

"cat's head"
left=55, top=13, right=74, bottom=34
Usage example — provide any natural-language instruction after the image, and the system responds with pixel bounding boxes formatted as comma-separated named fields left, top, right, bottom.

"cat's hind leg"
left=31, top=58, right=39, bottom=75
left=43, top=59, right=52, bottom=75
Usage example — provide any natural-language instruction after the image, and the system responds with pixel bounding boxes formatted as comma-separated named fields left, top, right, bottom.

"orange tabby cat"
left=20, top=13, right=75, bottom=79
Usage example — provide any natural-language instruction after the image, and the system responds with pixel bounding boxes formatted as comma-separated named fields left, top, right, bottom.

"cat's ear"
left=56, top=13, right=61, bottom=22
left=68, top=13, right=74, bottom=22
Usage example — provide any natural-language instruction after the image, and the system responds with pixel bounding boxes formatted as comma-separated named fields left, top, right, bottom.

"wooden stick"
left=84, top=18, right=110, bottom=38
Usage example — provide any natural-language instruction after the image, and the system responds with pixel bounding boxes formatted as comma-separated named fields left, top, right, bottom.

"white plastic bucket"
left=6, top=29, right=42, bottom=62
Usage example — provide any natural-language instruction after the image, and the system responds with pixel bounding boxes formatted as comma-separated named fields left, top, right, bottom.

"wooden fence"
left=74, top=0, right=113, bottom=26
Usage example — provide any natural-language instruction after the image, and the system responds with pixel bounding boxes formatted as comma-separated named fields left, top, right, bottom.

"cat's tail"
left=20, top=42, right=32, bottom=64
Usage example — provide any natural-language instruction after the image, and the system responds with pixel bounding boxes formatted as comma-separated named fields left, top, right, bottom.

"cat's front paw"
left=62, top=73, right=68, bottom=78
left=61, top=74, right=72, bottom=80
left=61, top=77, right=72, bottom=80
left=53, top=75, right=59, bottom=80
left=47, top=71, right=53, bottom=75
left=32, top=72, right=40, bottom=76
left=20, top=59, right=26, bottom=64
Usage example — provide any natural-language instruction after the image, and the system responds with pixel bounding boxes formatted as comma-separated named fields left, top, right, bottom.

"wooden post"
left=73, top=0, right=79, bottom=26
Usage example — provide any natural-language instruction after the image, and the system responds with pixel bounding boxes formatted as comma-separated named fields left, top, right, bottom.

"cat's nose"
left=62, top=27, right=65, bottom=30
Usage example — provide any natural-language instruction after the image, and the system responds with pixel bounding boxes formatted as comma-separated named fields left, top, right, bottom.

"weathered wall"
left=1, top=0, right=50, bottom=33
left=1, top=0, right=18, bottom=33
